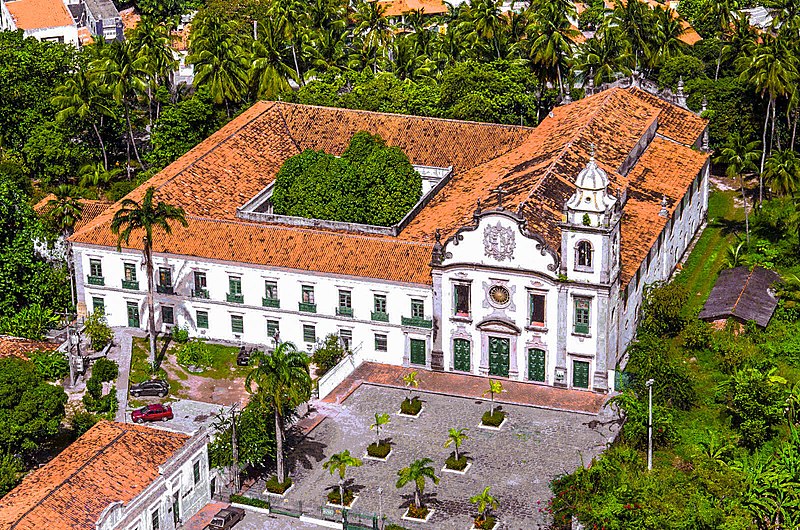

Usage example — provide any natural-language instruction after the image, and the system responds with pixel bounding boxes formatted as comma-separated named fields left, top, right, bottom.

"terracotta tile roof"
left=34, top=195, right=114, bottom=232
left=0, top=335, right=57, bottom=360
left=3, top=0, right=75, bottom=30
left=77, top=27, right=93, bottom=46
left=119, top=7, right=139, bottom=32
left=375, top=0, right=447, bottom=16
left=71, top=89, right=708, bottom=288
left=0, top=421, right=188, bottom=530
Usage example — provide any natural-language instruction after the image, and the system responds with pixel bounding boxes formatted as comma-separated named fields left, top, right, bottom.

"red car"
left=132, top=404, right=174, bottom=423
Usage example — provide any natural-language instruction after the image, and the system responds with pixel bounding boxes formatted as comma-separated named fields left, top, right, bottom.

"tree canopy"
left=271, top=131, right=422, bottom=226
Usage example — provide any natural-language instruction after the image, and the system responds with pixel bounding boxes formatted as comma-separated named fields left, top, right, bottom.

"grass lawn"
left=128, top=337, right=244, bottom=401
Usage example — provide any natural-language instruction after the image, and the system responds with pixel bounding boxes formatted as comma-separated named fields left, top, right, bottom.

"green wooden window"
left=196, top=310, right=208, bottom=329
left=453, top=338, right=470, bottom=372
left=375, top=333, right=388, bottom=352
left=162, top=306, right=174, bottom=325
left=302, top=285, right=315, bottom=303
left=574, top=297, right=591, bottom=334
left=265, top=280, right=278, bottom=300
left=267, top=319, right=279, bottom=338
left=231, top=315, right=244, bottom=334
left=89, top=258, right=102, bottom=277
left=453, top=283, right=470, bottom=316
left=194, top=271, right=207, bottom=289
left=193, top=460, right=200, bottom=484
left=529, top=293, right=546, bottom=326
left=303, top=324, right=316, bottom=343
left=339, top=290, right=352, bottom=308
left=92, top=297, right=104, bottom=314
left=374, top=294, right=387, bottom=313
left=411, top=299, right=425, bottom=318
left=229, top=276, right=242, bottom=295
left=124, top=263, right=136, bottom=281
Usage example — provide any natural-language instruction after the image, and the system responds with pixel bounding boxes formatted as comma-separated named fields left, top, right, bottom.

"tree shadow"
left=153, top=333, right=172, bottom=371
left=288, top=437, right=327, bottom=472
left=396, top=491, right=440, bottom=510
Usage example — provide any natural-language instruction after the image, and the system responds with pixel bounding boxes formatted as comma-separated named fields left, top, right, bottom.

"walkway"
left=110, top=327, right=140, bottom=422
left=321, top=362, right=608, bottom=415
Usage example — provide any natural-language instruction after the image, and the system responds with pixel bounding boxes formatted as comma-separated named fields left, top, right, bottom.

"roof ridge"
left=185, top=215, right=434, bottom=247
left=730, top=267, right=755, bottom=315
left=271, top=101, right=536, bottom=131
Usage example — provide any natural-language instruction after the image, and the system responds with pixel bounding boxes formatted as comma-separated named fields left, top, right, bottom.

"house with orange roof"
left=0, top=0, right=79, bottom=45
left=69, top=87, right=709, bottom=393
left=0, top=421, right=214, bottom=530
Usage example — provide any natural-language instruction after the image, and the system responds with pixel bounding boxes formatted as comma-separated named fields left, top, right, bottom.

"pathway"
left=110, top=327, right=140, bottom=422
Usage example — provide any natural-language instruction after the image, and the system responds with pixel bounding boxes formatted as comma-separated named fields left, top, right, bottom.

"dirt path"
left=160, top=353, right=250, bottom=406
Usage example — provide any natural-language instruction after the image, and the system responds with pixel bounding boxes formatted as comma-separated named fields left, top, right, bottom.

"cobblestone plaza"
left=279, top=385, right=619, bottom=529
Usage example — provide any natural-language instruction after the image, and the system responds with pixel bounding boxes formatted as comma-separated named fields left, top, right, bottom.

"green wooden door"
left=410, top=339, right=426, bottom=366
left=127, top=302, right=140, bottom=328
left=572, top=360, right=590, bottom=388
left=488, top=337, right=510, bottom=377
left=528, top=348, right=546, bottom=382
left=453, top=339, right=471, bottom=372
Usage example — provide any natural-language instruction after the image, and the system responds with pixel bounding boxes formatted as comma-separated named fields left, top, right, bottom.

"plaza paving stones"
left=284, top=384, right=620, bottom=529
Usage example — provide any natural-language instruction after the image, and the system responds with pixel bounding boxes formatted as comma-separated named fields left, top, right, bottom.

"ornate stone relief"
left=482, top=280, right=516, bottom=313
left=483, top=222, right=515, bottom=261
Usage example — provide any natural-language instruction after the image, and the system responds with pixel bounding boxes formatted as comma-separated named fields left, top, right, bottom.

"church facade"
left=70, top=87, right=710, bottom=393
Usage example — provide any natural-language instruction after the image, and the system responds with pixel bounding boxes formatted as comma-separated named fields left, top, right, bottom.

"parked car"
left=236, top=347, right=251, bottom=366
left=131, top=404, right=173, bottom=423
left=130, top=379, right=169, bottom=398
left=206, top=506, right=245, bottom=529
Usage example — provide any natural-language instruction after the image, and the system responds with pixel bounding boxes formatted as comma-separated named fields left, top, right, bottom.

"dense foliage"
left=209, top=394, right=278, bottom=470
left=272, top=132, right=421, bottom=226
left=311, top=334, right=347, bottom=376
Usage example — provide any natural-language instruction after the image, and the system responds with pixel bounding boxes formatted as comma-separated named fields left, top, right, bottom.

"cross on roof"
left=490, top=186, right=510, bottom=210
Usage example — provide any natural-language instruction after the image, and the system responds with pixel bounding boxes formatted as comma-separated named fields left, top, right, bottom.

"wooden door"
left=528, top=348, right=546, bottom=382
left=488, top=337, right=510, bottom=377
left=572, top=360, right=590, bottom=388
left=410, top=339, right=426, bottom=366
left=453, top=339, right=470, bottom=372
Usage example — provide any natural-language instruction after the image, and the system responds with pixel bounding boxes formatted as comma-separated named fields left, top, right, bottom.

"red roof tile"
left=3, top=0, right=75, bottom=30
left=0, top=335, right=57, bottom=361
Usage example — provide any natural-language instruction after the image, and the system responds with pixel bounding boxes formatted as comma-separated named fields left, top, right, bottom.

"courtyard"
left=267, top=384, right=619, bottom=529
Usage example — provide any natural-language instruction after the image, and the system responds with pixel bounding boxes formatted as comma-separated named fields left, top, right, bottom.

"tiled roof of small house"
left=3, top=0, right=75, bottom=30
left=699, top=266, right=782, bottom=327
left=375, top=0, right=447, bottom=16
left=70, top=88, right=708, bottom=288
left=0, top=335, right=57, bottom=360
left=0, top=421, right=188, bottom=530
left=34, top=195, right=114, bottom=232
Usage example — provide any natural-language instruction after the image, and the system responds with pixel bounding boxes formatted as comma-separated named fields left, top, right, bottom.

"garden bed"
left=264, top=476, right=293, bottom=496
left=399, top=396, right=422, bottom=417
left=326, top=489, right=357, bottom=508
left=365, top=442, right=392, bottom=461
left=480, top=410, right=506, bottom=430
left=401, top=505, right=434, bottom=522
left=442, top=453, right=471, bottom=474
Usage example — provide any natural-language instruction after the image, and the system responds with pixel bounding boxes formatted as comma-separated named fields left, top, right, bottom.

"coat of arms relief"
left=483, top=222, right=515, bottom=261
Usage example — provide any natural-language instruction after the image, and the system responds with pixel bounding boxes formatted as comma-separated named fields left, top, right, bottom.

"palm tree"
left=323, top=450, right=363, bottom=506
left=270, top=0, right=308, bottom=84
left=353, top=0, right=392, bottom=72
left=396, top=458, right=440, bottom=511
left=648, top=6, right=687, bottom=68
left=389, top=35, right=435, bottom=81
left=483, top=379, right=505, bottom=415
left=526, top=0, right=578, bottom=95
left=725, top=241, right=746, bottom=268
left=129, top=17, right=177, bottom=126
left=188, top=13, right=251, bottom=114
left=403, top=370, right=419, bottom=400
left=250, top=18, right=297, bottom=100
left=91, top=40, right=149, bottom=175
left=574, top=25, right=632, bottom=86
left=764, top=149, right=800, bottom=197
left=460, top=0, right=507, bottom=60
left=470, top=486, right=499, bottom=526
left=611, top=0, right=654, bottom=72
left=78, top=162, right=123, bottom=192
left=443, top=427, right=468, bottom=460
left=47, top=185, right=83, bottom=236
left=736, top=34, right=798, bottom=204
left=52, top=70, right=113, bottom=169
left=110, top=187, right=188, bottom=369
left=245, top=341, right=312, bottom=484
left=370, top=412, right=390, bottom=445
left=715, top=133, right=761, bottom=244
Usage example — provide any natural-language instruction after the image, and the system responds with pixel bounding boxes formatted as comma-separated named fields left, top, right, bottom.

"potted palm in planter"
left=323, top=450, right=363, bottom=508
left=470, top=487, right=499, bottom=529
left=399, top=371, right=422, bottom=416
left=480, top=380, right=506, bottom=429
left=397, top=458, right=440, bottom=522
left=366, top=412, right=392, bottom=460
left=442, top=428, right=470, bottom=473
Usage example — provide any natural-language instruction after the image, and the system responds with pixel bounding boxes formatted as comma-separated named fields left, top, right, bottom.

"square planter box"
left=396, top=406, right=424, bottom=418
left=470, top=521, right=499, bottom=530
left=364, top=448, right=393, bottom=462
left=402, top=508, right=435, bottom=523
left=442, top=461, right=472, bottom=475
left=326, top=495, right=358, bottom=510
left=264, top=483, right=294, bottom=498
left=478, top=417, right=507, bottom=431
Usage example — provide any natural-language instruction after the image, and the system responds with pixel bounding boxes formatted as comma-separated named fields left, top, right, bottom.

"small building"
left=80, top=0, right=122, bottom=41
left=0, top=0, right=79, bottom=46
left=0, top=421, right=214, bottom=530
left=699, top=266, right=781, bottom=328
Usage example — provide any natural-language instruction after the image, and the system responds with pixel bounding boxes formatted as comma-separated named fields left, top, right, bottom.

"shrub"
left=445, top=452, right=469, bottom=471
left=474, top=515, right=497, bottom=530
left=71, top=411, right=100, bottom=436
left=229, top=494, right=270, bottom=509
left=625, top=333, right=696, bottom=410
left=481, top=409, right=505, bottom=427
left=84, top=311, right=113, bottom=351
left=681, top=319, right=712, bottom=351
left=710, top=329, right=758, bottom=374
left=327, top=488, right=355, bottom=506
left=716, top=368, right=788, bottom=449
left=610, top=389, right=676, bottom=450
left=400, top=396, right=422, bottom=416
left=85, top=377, right=102, bottom=400
left=264, top=476, right=292, bottom=494
left=171, top=326, right=190, bottom=344
left=176, top=339, right=212, bottom=368
left=30, top=349, right=69, bottom=381
left=367, top=441, right=391, bottom=458
left=639, top=282, right=689, bottom=337
left=92, top=358, right=118, bottom=383
left=406, top=504, right=429, bottom=519
left=386, top=525, right=410, bottom=530
left=311, top=334, right=347, bottom=376
left=658, top=55, right=708, bottom=90
left=0, top=453, right=23, bottom=497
